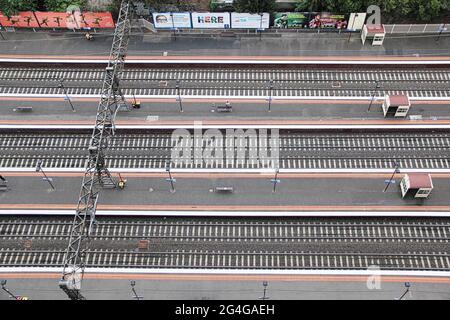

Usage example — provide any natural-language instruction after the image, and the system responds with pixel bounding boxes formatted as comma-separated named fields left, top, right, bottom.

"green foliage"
left=43, top=0, right=87, bottom=12
left=0, top=0, right=37, bottom=17
left=234, top=0, right=277, bottom=13
left=210, top=0, right=218, bottom=12
left=294, top=0, right=450, bottom=22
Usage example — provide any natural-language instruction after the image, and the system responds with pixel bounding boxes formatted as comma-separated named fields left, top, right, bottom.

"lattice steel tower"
left=59, top=0, right=131, bottom=300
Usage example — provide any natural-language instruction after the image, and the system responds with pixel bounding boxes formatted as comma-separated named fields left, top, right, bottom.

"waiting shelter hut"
left=400, top=173, right=433, bottom=199
left=361, top=24, right=385, bottom=45
left=383, top=94, right=411, bottom=117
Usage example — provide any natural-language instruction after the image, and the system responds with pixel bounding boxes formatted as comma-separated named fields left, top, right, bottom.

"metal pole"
left=59, top=80, right=76, bottom=112
left=367, top=80, right=380, bottom=112
left=130, top=281, right=143, bottom=300
left=259, top=13, right=263, bottom=41
left=166, top=160, right=176, bottom=192
left=1, top=280, right=18, bottom=300
left=272, top=169, right=279, bottom=193
left=176, top=80, right=183, bottom=112
left=396, top=282, right=411, bottom=300
left=383, top=162, right=399, bottom=193
left=436, top=23, right=446, bottom=42
left=171, top=13, right=176, bottom=41
left=168, top=170, right=175, bottom=192
left=268, top=79, right=273, bottom=112
left=258, top=281, right=269, bottom=300
left=40, top=168, right=56, bottom=190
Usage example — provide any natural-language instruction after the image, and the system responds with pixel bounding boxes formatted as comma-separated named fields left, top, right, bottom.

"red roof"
left=388, top=94, right=410, bottom=106
left=367, top=24, right=385, bottom=33
left=408, top=173, right=433, bottom=189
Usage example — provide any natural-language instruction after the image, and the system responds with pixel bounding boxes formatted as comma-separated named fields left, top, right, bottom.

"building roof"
left=388, top=94, right=410, bottom=106
left=408, top=173, right=433, bottom=189
left=366, top=24, right=385, bottom=33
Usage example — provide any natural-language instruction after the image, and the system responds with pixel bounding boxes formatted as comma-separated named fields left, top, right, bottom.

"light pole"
left=267, top=79, right=274, bottom=112
left=270, top=168, right=280, bottom=193
left=176, top=79, right=183, bottom=112
left=1, top=280, right=27, bottom=300
left=36, top=159, right=55, bottom=190
left=436, top=23, right=447, bottom=42
left=170, top=12, right=176, bottom=41
left=58, top=79, right=76, bottom=112
left=165, top=160, right=176, bottom=193
left=130, top=280, right=143, bottom=300
left=0, top=21, right=5, bottom=40
left=259, top=13, right=264, bottom=41
left=367, top=80, right=381, bottom=112
left=383, top=161, right=400, bottom=193
left=395, top=282, right=411, bottom=300
left=258, top=281, right=269, bottom=300
left=1, top=280, right=18, bottom=300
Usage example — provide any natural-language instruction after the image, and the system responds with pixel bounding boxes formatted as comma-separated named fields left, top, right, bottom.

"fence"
left=384, top=24, right=449, bottom=34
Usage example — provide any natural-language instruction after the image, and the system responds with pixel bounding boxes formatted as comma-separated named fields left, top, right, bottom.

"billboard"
left=308, top=13, right=348, bottom=29
left=273, top=12, right=308, bottom=29
left=0, top=11, right=114, bottom=28
left=152, top=12, right=191, bottom=29
left=273, top=12, right=348, bottom=29
left=192, top=12, right=230, bottom=29
left=0, top=12, right=40, bottom=28
left=231, top=13, right=269, bottom=29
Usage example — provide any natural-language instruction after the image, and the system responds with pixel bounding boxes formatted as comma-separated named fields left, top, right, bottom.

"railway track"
left=0, top=248, right=448, bottom=271
left=1, top=217, right=448, bottom=271
left=1, top=218, right=449, bottom=243
left=1, top=67, right=450, bottom=98
left=0, top=129, right=449, bottom=170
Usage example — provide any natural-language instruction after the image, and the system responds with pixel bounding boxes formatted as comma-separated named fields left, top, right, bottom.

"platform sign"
left=192, top=12, right=230, bottom=29
left=230, top=13, right=269, bottom=29
left=152, top=12, right=191, bottom=29
left=347, top=13, right=366, bottom=31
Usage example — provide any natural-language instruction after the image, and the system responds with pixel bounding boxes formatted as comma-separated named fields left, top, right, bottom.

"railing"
left=384, top=24, right=448, bottom=34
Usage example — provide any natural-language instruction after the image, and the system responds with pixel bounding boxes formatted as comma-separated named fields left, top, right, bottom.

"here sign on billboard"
left=191, top=12, right=230, bottom=29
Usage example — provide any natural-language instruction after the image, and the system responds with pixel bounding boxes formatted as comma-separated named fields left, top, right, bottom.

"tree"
left=295, top=0, right=332, bottom=12
left=44, top=0, right=87, bottom=12
left=0, top=0, right=37, bottom=17
left=234, top=0, right=277, bottom=13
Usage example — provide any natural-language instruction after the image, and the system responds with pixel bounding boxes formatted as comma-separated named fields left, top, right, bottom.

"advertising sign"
left=192, top=12, right=230, bottom=29
left=231, top=13, right=269, bottom=29
left=273, top=12, right=308, bottom=29
left=152, top=12, right=191, bottom=29
left=0, top=12, right=40, bottom=28
left=309, top=12, right=348, bottom=29
left=274, top=12, right=348, bottom=29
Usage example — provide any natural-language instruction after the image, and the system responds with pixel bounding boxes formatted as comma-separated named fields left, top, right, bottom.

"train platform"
left=1, top=173, right=450, bottom=216
left=0, top=99, right=449, bottom=124
left=0, top=31, right=449, bottom=59
left=1, top=273, right=449, bottom=300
